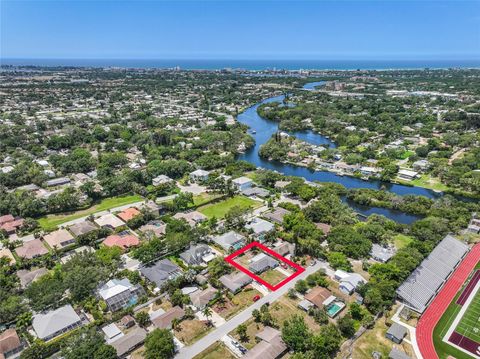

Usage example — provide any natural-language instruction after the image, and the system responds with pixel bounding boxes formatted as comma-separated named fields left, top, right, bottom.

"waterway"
left=236, top=82, right=436, bottom=224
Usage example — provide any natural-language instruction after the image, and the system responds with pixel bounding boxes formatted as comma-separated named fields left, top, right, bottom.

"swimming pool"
left=326, top=302, right=345, bottom=317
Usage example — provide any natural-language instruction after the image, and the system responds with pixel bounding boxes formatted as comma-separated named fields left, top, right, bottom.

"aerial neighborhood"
left=0, top=66, right=479, bottom=359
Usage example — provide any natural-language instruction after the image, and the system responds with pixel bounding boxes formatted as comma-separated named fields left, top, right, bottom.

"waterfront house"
left=397, top=169, right=418, bottom=181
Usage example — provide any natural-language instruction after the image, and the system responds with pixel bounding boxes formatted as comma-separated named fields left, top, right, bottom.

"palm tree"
left=202, top=306, right=213, bottom=326
left=171, top=317, right=181, bottom=331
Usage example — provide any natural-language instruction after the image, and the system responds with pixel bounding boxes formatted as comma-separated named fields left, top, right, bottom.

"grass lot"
left=404, top=174, right=450, bottom=192
left=130, top=346, right=145, bottom=359
left=394, top=234, right=414, bottom=250
left=193, top=342, right=235, bottom=359
left=175, top=319, right=212, bottom=345
left=214, top=287, right=262, bottom=319
left=259, top=269, right=288, bottom=286
left=198, top=195, right=262, bottom=219
left=270, top=296, right=321, bottom=330
left=342, top=316, right=415, bottom=359
left=193, top=193, right=220, bottom=207
left=38, top=195, right=143, bottom=230
left=230, top=318, right=265, bottom=349
left=433, top=263, right=480, bottom=359
left=230, top=295, right=320, bottom=348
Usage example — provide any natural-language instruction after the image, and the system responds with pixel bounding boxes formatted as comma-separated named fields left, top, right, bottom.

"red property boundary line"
left=224, top=241, right=305, bottom=291
left=416, top=243, right=480, bottom=359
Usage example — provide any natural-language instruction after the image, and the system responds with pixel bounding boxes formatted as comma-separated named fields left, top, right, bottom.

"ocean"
left=1, top=58, right=479, bottom=70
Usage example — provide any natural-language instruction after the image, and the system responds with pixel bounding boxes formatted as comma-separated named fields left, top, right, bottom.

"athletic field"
left=451, top=288, right=480, bottom=354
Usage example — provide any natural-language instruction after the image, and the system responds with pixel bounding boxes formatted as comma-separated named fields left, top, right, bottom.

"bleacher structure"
left=396, top=235, right=469, bottom=313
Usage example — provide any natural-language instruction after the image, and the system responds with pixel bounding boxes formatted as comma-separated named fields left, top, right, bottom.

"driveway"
left=177, top=182, right=206, bottom=195
left=175, top=261, right=325, bottom=358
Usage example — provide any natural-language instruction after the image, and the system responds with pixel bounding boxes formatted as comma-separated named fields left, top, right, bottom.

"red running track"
left=416, top=243, right=480, bottom=359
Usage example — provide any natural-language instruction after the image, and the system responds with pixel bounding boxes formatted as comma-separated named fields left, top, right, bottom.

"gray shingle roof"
left=32, top=305, right=82, bottom=340
left=139, top=259, right=182, bottom=288
left=179, top=244, right=211, bottom=266
left=386, top=323, right=407, bottom=340
left=389, top=348, right=411, bottom=359
left=248, top=254, right=278, bottom=274
left=219, top=272, right=252, bottom=292
left=110, top=327, right=147, bottom=357
left=212, top=231, right=245, bottom=250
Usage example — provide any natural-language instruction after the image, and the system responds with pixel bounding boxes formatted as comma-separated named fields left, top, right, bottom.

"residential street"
left=175, top=261, right=325, bottom=358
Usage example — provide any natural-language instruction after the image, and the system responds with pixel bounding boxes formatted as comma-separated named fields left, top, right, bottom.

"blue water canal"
left=236, top=82, right=444, bottom=224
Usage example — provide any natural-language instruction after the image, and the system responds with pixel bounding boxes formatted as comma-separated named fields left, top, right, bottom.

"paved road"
left=175, top=261, right=325, bottom=358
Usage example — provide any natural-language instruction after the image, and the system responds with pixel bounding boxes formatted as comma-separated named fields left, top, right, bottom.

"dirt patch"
left=175, top=319, right=212, bottom=345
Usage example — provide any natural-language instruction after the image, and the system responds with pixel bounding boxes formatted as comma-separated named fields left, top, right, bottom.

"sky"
left=1, top=0, right=479, bottom=60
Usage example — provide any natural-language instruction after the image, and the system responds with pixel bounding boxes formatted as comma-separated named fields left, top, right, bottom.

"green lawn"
left=394, top=234, right=414, bottom=250
left=198, top=195, right=262, bottom=219
left=192, top=193, right=219, bottom=207
left=259, top=269, right=287, bottom=286
left=38, top=195, right=143, bottom=230
left=407, top=174, right=450, bottom=192
left=399, top=150, right=415, bottom=159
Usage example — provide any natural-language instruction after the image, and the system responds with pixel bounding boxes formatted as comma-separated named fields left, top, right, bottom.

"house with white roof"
left=189, top=169, right=210, bottom=182
left=397, top=169, right=418, bottom=181
left=97, top=278, right=145, bottom=312
left=152, top=174, right=173, bottom=186
left=232, top=176, right=253, bottom=191
left=212, top=231, right=246, bottom=251
left=246, top=217, right=275, bottom=242
left=334, top=270, right=367, bottom=295
left=32, top=305, right=83, bottom=341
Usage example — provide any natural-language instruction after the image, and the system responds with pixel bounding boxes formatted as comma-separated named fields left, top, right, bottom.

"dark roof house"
left=244, top=326, right=287, bottom=359
left=139, top=259, right=182, bottom=289
left=179, top=244, right=211, bottom=266
left=219, top=272, right=252, bottom=293
left=110, top=327, right=147, bottom=358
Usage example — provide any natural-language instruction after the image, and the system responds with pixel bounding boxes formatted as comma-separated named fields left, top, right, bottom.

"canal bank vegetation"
left=346, top=188, right=479, bottom=227
left=256, top=74, right=480, bottom=198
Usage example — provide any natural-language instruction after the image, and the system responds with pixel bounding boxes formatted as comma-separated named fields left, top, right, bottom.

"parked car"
left=252, top=295, right=261, bottom=302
